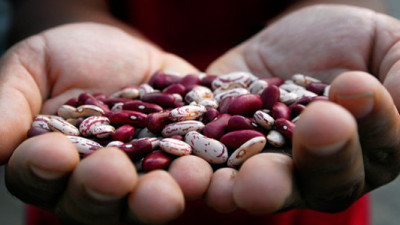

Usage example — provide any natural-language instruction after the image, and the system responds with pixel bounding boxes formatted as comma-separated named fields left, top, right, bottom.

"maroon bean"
left=227, top=94, right=262, bottom=116
left=146, top=110, right=171, bottom=134
left=311, top=95, right=329, bottom=102
left=260, top=85, right=280, bottom=110
left=101, top=97, right=132, bottom=108
left=296, top=96, right=312, bottom=105
left=112, top=124, right=135, bottom=142
left=141, top=92, right=175, bottom=108
left=201, top=75, right=218, bottom=88
left=220, top=130, right=265, bottom=152
left=148, top=70, right=182, bottom=89
left=142, top=150, right=171, bottom=172
left=163, top=83, right=186, bottom=96
left=93, top=93, right=107, bottom=100
left=108, top=110, right=147, bottom=127
left=179, top=74, right=201, bottom=89
left=64, top=98, right=78, bottom=107
left=119, top=139, right=153, bottom=160
left=227, top=115, right=262, bottom=132
left=27, top=126, right=51, bottom=138
left=272, top=102, right=291, bottom=120
left=203, top=114, right=232, bottom=139
left=260, top=77, right=284, bottom=86
left=275, top=118, right=295, bottom=140
left=289, top=103, right=306, bottom=119
left=202, top=108, right=220, bottom=124
left=122, top=100, right=163, bottom=114
left=306, top=82, right=329, bottom=95
left=78, top=93, right=110, bottom=113
left=218, top=96, right=235, bottom=114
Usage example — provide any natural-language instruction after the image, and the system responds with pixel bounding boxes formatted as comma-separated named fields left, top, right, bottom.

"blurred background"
left=1, top=0, right=400, bottom=224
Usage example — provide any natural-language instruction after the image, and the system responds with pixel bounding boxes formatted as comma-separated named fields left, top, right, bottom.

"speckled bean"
left=169, top=104, right=207, bottom=121
left=184, top=131, right=228, bottom=164
left=48, top=117, right=80, bottom=136
left=159, top=138, right=192, bottom=156
left=161, top=120, right=205, bottom=137
left=253, top=110, right=275, bottom=130
left=67, top=136, right=102, bottom=154
left=227, top=136, right=266, bottom=167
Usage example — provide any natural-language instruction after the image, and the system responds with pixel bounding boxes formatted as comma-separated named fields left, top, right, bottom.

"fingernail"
left=84, top=186, right=123, bottom=202
left=334, top=91, right=375, bottom=118
left=306, top=139, right=349, bottom=156
left=30, top=164, right=66, bottom=180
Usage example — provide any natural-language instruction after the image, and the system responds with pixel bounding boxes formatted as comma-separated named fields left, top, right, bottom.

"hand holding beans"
left=2, top=4, right=400, bottom=225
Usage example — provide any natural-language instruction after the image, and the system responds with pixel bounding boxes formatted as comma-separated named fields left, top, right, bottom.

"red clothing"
left=27, top=1, right=371, bottom=225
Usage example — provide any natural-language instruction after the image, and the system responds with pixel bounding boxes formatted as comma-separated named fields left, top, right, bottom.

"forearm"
left=8, top=0, right=147, bottom=45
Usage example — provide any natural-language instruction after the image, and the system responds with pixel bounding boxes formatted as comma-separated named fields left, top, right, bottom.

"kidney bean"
left=214, top=88, right=249, bottom=103
left=148, top=70, right=182, bottom=89
left=275, top=118, right=295, bottom=140
left=122, top=100, right=163, bottom=114
left=260, top=77, right=284, bottom=87
left=201, top=74, right=218, bottom=88
left=203, top=114, right=232, bottom=139
left=211, top=71, right=253, bottom=90
left=227, top=94, right=262, bottom=116
left=260, top=85, right=280, bottom=110
left=48, top=117, right=80, bottom=136
left=109, top=85, right=140, bottom=99
left=64, top=97, right=78, bottom=107
left=106, top=140, right=125, bottom=148
left=169, top=104, right=207, bottom=121
left=227, top=115, right=261, bottom=131
left=78, top=93, right=110, bottom=113
left=306, top=82, right=329, bottom=95
left=292, top=74, right=320, bottom=86
left=163, top=83, right=186, bottom=96
left=112, top=124, right=135, bottom=142
left=311, top=95, right=329, bottom=102
left=272, top=102, right=291, bottom=120
left=67, top=136, right=103, bottom=154
left=170, top=135, right=183, bottom=141
left=108, top=110, right=147, bottom=128
left=266, top=130, right=286, bottom=147
left=146, top=110, right=171, bottom=134
left=218, top=96, right=235, bottom=114
left=119, top=139, right=153, bottom=160
left=179, top=74, right=201, bottom=88
left=184, top=86, right=213, bottom=103
left=249, top=79, right=268, bottom=95
left=220, top=130, right=264, bottom=152
left=27, top=126, right=51, bottom=138
left=161, top=120, right=205, bottom=137
left=141, top=92, right=175, bottom=108
left=289, top=103, right=306, bottom=119
left=142, top=150, right=171, bottom=172
left=253, top=110, right=275, bottom=130
left=202, top=108, right=219, bottom=124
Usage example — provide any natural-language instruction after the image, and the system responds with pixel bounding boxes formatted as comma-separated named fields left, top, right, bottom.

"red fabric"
left=26, top=195, right=369, bottom=225
left=26, top=1, right=371, bottom=224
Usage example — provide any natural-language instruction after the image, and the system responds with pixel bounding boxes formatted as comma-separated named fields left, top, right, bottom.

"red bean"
left=201, top=75, right=218, bottom=88
left=220, top=130, right=264, bottom=152
left=227, top=94, right=262, bottom=116
left=119, top=139, right=153, bottom=160
left=146, top=110, right=171, bottom=134
left=141, top=92, right=176, bottom=108
left=203, top=114, right=232, bottom=139
left=306, top=82, right=329, bottom=95
left=202, top=108, right=220, bottom=124
left=163, top=83, right=187, bottom=96
left=122, top=100, right=163, bottom=114
left=260, top=85, right=280, bottom=109
left=179, top=74, right=201, bottom=89
left=227, top=115, right=262, bottom=132
left=260, top=77, right=284, bottom=87
left=148, top=70, right=182, bottom=89
left=108, top=110, right=148, bottom=127
left=272, top=102, right=291, bottom=120
left=112, top=125, right=135, bottom=142
left=142, top=150, right=171, bottom=172
left=275, top=118, right=295, bottom=140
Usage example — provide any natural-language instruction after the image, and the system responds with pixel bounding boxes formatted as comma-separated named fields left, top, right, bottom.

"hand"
left=205, top=5, right=400, bottom=213
left=0, top=22, right=214, bottom=224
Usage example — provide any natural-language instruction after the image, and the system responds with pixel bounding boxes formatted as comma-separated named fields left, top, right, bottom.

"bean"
left=112, top=124, right=135, bottom=142
left=142, top=150, right=171, bottom=172
left=227, top=94, right=262, bottom=116
left=141, top=92, right=176, bottom=108
left=146, top=110, right=171, bottom=134
left=203, top=114, right=231, bottom=139
left=108, top=110, right=147, bottom=127
left=159, top=138, right=192, bottom=156
left=227, top=136, right=266, bottom=167
left=122, top=100, right=163, bottom=114
left=220, top=130, right=264, bottom=152
left=260, top=85, right=280, bottom=110
left=184, top=131, right=228, bottom=164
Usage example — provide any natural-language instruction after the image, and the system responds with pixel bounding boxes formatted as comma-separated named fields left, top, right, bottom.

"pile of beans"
left=27, top=71, right=330, bottom=172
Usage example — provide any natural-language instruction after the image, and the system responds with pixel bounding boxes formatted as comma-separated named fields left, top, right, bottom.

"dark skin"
left=2, top=1, right=400, bottom=224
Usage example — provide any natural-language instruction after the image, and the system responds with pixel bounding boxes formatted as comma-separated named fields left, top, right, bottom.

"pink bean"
left=227, top=94, right=262, bottom=116
left=272, top=102, right=291, bottom=120
left=142, top=150, right=171, bottom=172
left=260, top=85, right=280, bottom=110
left=203, top=114, right=232, bottom=139
left=220, top=130, right=264, bottom=152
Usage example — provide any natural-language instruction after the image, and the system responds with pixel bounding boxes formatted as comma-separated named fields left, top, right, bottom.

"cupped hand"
left=206, top=5, right=400, bottom=213
left=0, top=22, right=214, bottom=224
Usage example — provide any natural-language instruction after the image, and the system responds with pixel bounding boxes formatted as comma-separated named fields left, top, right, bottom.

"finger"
left=205, top=167, right=238, bottom=213
left=0, top=37, right=48, bottom=163
left=55, top=148, right=137, bottom=225
left=233, top=153, right=299, bottom=214
left=5, top=132, right=79, bottom=209
left=126, top=170, right=185, bottom=224
left=293, top=101, right=365, bottom=212
left=329, top=71, right=400, bottom=189
left=168, top=155, right=213, bottom=200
